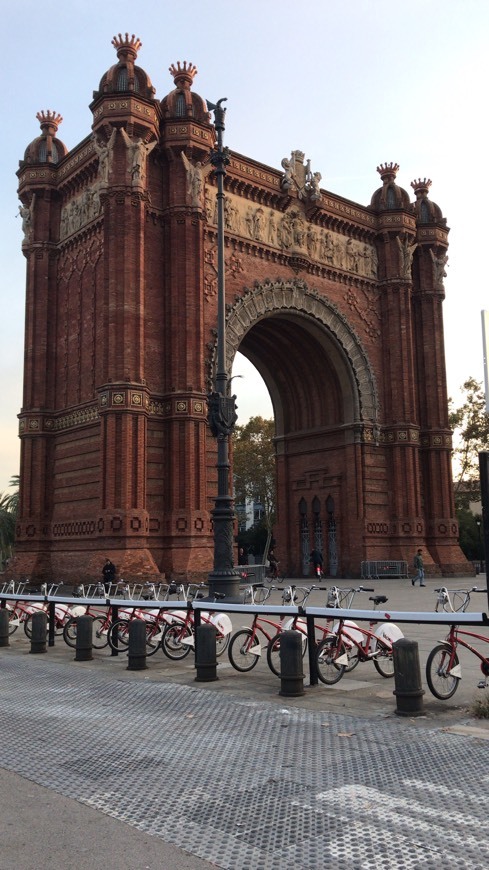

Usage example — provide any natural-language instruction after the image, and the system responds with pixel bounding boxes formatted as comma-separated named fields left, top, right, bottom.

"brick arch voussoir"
left=225, top=277, right=379, bottom=422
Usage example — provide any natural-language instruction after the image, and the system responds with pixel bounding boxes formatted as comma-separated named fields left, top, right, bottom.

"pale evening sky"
left=1, top=0, right=488, bottom=493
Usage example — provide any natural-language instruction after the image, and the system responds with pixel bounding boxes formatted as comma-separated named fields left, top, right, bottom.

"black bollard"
left=75, top=614, right=94, bottom=662
left=279, top=630, right=305, bottom=697
left=127, top=619, right=148, bottom=671
left=0, top=608, right=10, bottom=647
left=392, top=637, right=425, bottom=716
left=195, top=623, right=218, bottom=682
left=30, top=610, right=47, bottom=654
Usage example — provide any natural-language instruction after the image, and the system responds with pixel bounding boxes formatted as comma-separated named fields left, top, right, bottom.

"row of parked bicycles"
left=1, top=579, right=488, bottom=699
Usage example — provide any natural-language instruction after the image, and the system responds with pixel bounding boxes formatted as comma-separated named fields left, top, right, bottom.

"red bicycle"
left=315, top=589, right=403, bottom=684
left=426, top=587, right=489, bottom=699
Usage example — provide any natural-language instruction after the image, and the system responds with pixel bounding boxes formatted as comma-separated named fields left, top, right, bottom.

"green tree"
left=232, top=416, right=276, bottom=539
left=450, top=377, right=489, bottom=509
left=0, top=475, right=19, bottom=568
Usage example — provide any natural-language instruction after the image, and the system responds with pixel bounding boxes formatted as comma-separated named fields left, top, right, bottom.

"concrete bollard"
left=0, top=608, right=11, bottom=647
left=127, top=619, right=148, bottom=671
left=392, top=637, right=425, bottom=716
left=279, top=630, right=305, bottom=697
left=75, top=614, right=94, bottom=662
left=195, top=623, right=218, bottom=682
left=30, top=610, right=47, bottom=654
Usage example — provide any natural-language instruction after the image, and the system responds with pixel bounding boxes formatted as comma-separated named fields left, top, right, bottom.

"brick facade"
left=13, top=35, right=470, bottom=583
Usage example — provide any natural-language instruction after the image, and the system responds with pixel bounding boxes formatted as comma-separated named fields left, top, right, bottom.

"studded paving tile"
left=0, top=655, right=488, bottom=869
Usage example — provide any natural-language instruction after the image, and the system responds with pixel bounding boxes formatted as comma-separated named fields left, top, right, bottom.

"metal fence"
left=361, top=560, right=409, bottom=580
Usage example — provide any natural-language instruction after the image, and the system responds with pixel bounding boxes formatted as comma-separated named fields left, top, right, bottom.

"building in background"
left=12, top=34, right=470, bottom=582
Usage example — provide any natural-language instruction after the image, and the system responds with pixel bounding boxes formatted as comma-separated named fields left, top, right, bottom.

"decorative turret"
left=411, top=178, right=446, bottom=225
left=21, top=110, right=68, bottom=166
left=161, top=61, right=210, bottom=123
left=92, top=32, right=155, bottom=100
left=370, top=162, right=411, bottom=211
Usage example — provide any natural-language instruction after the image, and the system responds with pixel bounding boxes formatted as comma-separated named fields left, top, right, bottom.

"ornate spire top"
left=377, top=162, right=400, bottom=183
left=111, top=32, right=142, bottom=62
left=169, top=61, right=198, bottom=89
left=36, top=111, right=63, bottom=135
left=411, top=178, right=432, bottom=197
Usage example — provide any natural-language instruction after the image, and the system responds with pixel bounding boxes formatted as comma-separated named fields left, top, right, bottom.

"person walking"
left=413, top=548, right=426, bottom=586
left=310, top=549, right=324, bottom=578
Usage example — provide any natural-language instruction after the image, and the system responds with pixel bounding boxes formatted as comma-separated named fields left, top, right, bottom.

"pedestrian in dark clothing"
left=310, top=549, right=324, bottom=578
left=238, top=547, right=248, bottom=566
left=412, top=549, right=426, bottom=586
left=102, top=558, right=116, bottom=592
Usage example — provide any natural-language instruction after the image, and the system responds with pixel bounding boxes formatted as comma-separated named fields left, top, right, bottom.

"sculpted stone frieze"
left=60, top=185, right=103, bottom=241
left=205, top=188, right=378, bottom=279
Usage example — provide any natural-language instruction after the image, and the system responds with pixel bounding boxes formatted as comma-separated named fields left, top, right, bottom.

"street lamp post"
left=207, top=98, right=240, bottom=600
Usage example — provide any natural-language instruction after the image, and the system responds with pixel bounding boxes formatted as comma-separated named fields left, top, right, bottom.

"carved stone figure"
left=280, top=150, right=323, bottom=201
left=121, top=129, right=157, bottom=186
left=181, top=151, right=213, bottom=206
left=310, top=172, right=322, bottom=201
left=93, top=128, right=116, bottom=185
left=397, top=235, right=417, bottom=279
left=430, top=249, right=449, bottom=288
left=18, top=194, right=35, bottom=242
left=268, top=210, right=277, bottom=246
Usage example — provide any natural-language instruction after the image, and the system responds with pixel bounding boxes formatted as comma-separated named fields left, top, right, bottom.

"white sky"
left=1, top=0, right=488, bottom=493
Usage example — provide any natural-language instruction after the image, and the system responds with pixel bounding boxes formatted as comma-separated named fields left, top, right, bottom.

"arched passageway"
left=226, top=279, right=378, bottom=576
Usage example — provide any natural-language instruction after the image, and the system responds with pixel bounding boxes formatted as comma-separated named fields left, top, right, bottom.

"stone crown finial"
left=111, top=32, right=142, bottom=61
left=377, top=162, right=400, bottom=182
left=411, top=178, right=432, bottom=194
left=36, top=110, right=63, bottom=132
left=169, top=61, right=198, bottom=88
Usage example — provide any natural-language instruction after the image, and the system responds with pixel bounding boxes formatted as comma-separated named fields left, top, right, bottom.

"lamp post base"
left=207, top=569, right=242, bottom=603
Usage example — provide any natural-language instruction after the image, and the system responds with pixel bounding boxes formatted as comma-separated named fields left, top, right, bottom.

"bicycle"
left=426, top=587, right=489, bottom=699
left=315, top=588, right=403, bottom=685
left=106, top=583, right=190, bottom=656
left=266, top=584, right=364, bottom=677
left=434, top=586, right=479, bottom=613
left=228, top=584, right=310, bottom=673
left=241, top=583, right=272, bottom=605
left=160, top=586, right=232, bottom=661
left=62, top=603, right=114, bottom=649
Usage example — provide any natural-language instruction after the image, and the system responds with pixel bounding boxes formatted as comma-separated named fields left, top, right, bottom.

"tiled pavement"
left=1, top=577, right=489, bottom=869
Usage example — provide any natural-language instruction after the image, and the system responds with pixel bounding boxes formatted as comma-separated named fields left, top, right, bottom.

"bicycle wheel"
left=91, top=615, right=110, bottom=649
left=8, top=609, right=19, bottom=635
left=107, top=619, right=131, bottom=651
left=161, top=623, right=193, bottom=660
left=228, top=628, right=261, bottom=672
left=344, top=648, right=360, bottom=672
left=215, top=631, right=230, bottom=657
left=373, top=640, right=395, bottom=678
left=266, top=632, right=282, bottom=677
left=62, top=617, right=77, bottom=648
left=316, top=636, right=347, bottom=685
left=426, top=643, right=460, bottom=700
left=145, top=620, right=164, bottom=656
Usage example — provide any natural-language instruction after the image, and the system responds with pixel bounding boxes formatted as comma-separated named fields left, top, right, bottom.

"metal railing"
left=361, top=560, right=409, bottom=579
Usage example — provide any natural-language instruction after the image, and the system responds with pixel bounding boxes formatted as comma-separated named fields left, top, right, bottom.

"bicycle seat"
left=213, top=592, right=226, bottom=600
left=369, top=595, right=388, bottom=606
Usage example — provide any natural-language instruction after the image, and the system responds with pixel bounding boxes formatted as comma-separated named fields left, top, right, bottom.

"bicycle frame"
left=438, top=625, right=489, bottom=677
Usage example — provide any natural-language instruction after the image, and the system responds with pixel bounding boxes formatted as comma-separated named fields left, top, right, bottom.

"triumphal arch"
left=14, top=34, right=469, bottom=582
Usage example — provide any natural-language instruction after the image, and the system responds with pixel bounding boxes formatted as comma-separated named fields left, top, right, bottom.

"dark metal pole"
left=479, top=452, right=489, bottom=611
left=207, top=99, right=240, bottom=601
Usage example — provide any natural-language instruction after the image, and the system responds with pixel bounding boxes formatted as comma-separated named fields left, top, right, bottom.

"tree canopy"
left=450, top=377, right=489, bottom=508
left=232, top=416, right=276, bottom=533
left=0, top=475, right=19, bottom=568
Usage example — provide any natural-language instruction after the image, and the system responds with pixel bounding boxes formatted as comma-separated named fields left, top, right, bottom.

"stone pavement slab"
left=2, top=575, right=489, bottom=868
